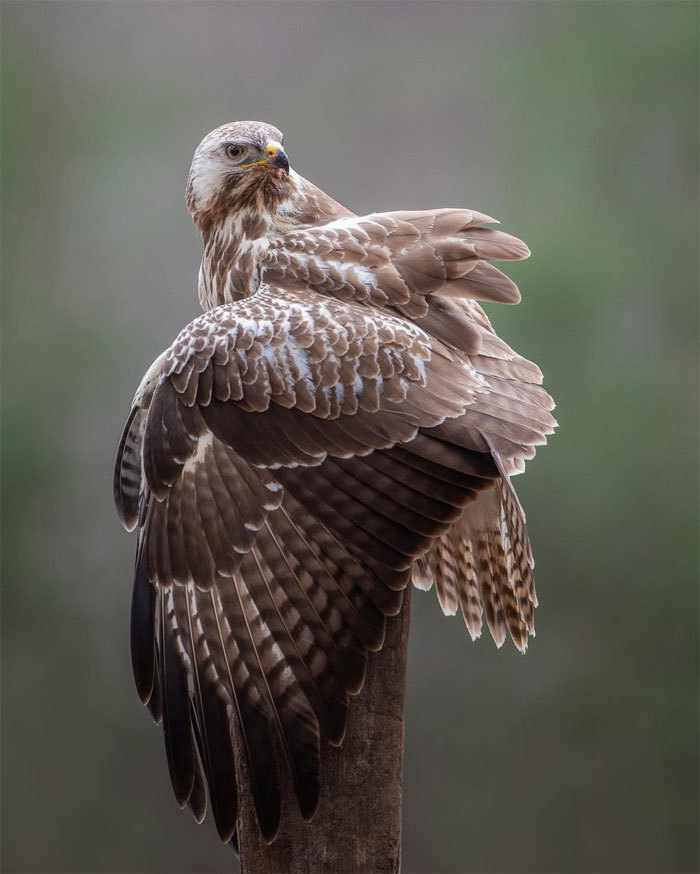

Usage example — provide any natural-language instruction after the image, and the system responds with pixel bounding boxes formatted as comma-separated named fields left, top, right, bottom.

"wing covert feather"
left=261, top=209, right=531, bottom=357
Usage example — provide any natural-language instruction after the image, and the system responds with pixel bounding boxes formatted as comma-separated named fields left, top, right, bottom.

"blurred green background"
left=2, top=2, right=697, bottom=872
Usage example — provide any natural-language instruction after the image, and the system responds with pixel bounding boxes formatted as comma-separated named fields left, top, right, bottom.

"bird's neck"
left=197, top=211, right=276, bottom=311
left=195, top=171, right=354, bottom=311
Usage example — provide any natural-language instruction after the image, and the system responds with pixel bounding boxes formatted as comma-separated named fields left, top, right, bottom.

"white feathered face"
left=186, top=121, right=291, bottom=221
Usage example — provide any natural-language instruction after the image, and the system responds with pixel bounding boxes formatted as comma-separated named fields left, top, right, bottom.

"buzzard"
left=114, top=120, right=556, bottom=845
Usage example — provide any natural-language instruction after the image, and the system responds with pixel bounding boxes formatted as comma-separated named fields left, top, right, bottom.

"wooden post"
left=235, top=588, right=412, bottom=874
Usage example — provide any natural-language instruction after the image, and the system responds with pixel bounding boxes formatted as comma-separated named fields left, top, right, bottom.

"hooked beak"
left=265, top=141, right=290, bottom=174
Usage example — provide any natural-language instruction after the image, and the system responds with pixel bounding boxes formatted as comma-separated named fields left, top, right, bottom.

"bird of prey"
left=114, top=120, right=556, bottom=846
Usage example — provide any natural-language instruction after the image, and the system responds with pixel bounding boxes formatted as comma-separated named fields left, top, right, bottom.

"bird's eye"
left=225, top=143, right=247, bottom=161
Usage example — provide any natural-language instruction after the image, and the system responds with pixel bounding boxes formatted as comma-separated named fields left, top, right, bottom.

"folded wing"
left=262, top=209, right=531, bottom=356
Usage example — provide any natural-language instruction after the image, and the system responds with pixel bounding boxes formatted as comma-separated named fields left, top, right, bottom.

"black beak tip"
left=274, top=150, right=290, bottom=174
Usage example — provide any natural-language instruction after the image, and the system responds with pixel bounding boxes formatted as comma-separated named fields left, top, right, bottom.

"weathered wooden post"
left=235, top=590, right=412, bottom=874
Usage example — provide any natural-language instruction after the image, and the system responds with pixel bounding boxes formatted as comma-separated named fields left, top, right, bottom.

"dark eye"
left=225, top=143, right=246, bottom=160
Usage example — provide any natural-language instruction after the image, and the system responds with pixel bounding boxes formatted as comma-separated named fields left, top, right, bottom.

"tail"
left=414, top=476, right=537, bottom=652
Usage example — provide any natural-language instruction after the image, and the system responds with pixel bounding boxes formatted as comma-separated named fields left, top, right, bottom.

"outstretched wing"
left=115, top=286, right=523, bottom=843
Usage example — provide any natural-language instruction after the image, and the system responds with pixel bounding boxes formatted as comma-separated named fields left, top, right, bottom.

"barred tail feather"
left=416, top=477, right=536, bottom=652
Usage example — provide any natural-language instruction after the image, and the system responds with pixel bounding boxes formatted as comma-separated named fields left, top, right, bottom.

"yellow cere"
left=241, top=141, right=282, bottom=169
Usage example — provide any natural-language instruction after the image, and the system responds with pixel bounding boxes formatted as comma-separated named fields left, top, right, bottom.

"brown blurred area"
left=2, top=2, right=697, bottom=872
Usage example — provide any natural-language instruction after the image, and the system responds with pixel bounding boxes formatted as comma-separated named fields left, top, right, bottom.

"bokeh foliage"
left=2, top=2, right=697, bottom=872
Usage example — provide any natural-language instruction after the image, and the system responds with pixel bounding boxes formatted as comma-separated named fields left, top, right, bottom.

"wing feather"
left=261, top=208, right=530, bottom=355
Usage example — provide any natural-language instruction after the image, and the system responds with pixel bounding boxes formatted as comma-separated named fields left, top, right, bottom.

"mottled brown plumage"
left=114, top=120, right=556, bottom=846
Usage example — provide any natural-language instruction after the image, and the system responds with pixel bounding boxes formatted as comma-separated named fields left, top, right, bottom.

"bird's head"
left=186, top=121, right=293, bottom=228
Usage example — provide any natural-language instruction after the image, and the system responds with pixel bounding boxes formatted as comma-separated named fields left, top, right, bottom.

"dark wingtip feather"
left=191, top=673, right=239, bottom=843
left=186, top=722, right=208, bottom=824
left=146, top=668, right=163, bottom=724
left=130, top=551, right=157, bottom=704
left=229, top=702, right=282, bottom=841
left=258, top=808, right=281, bottom=844
left=228, top=831, right=239, bottom=857
left=284, top=722, right=321, bottom=823
left=298, top=779, right=321, bottom=823
left=114, top=405, right=141, bottom=532
left=162, top=617, right=196, bottom=806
